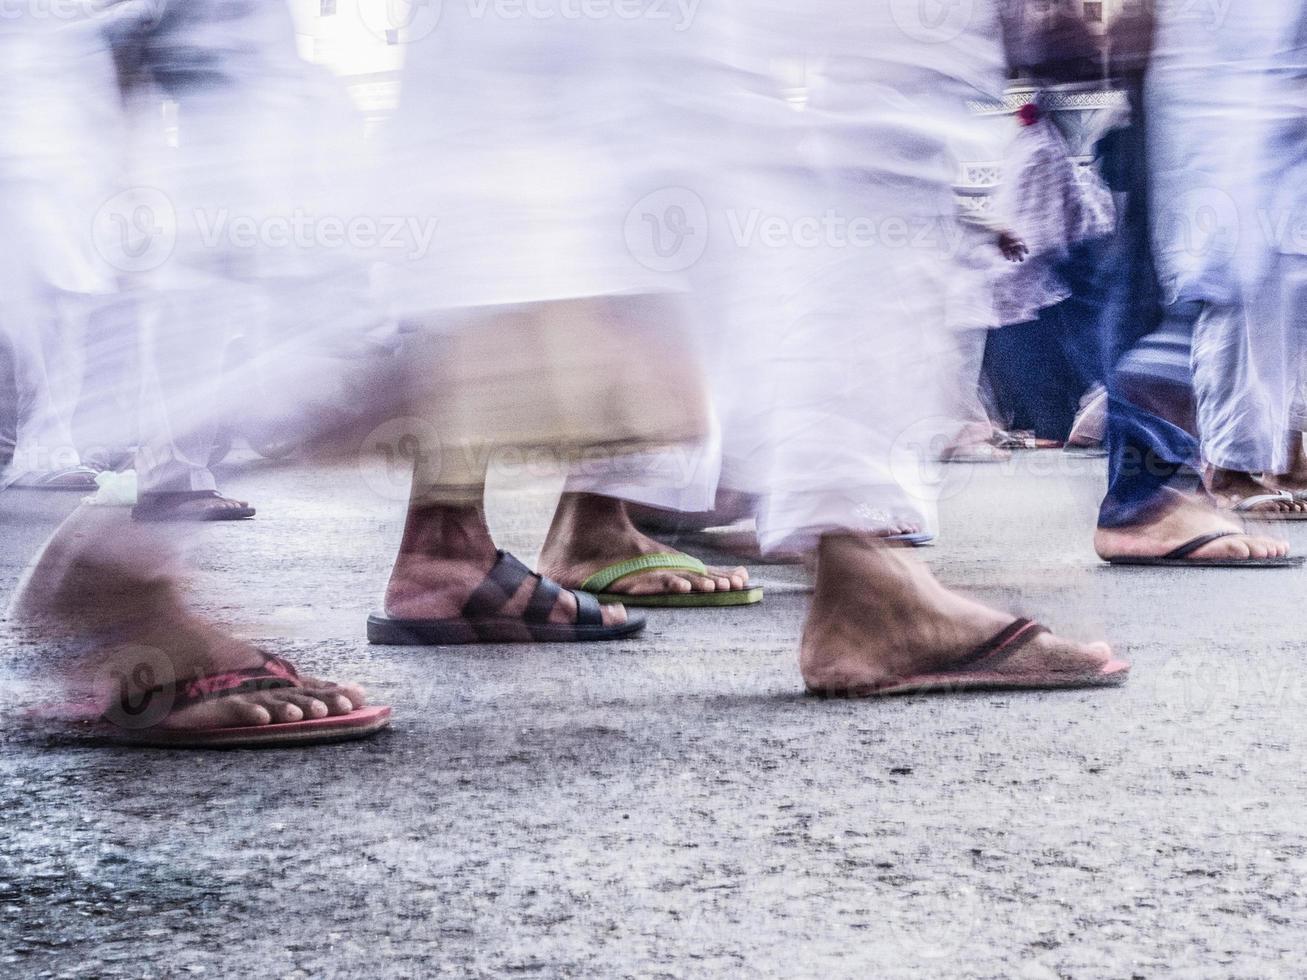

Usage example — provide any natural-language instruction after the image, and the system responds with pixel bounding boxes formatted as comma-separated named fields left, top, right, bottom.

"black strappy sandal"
left=366, top=551, right=646, bottom=645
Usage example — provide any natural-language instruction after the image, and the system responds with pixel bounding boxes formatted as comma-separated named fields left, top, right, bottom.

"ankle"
left=395, top=502, right=496, bottom=564
left=544, top=493, right=636, bottom=556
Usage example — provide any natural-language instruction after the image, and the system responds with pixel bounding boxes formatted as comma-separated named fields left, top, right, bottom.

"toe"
left=251, top=694, right=304, bottom=723
left=601, top=603, right=628, bottom=627
left=274, top=691, right=331, bottom=719
left=620, top=571, right=688, bottom=596
left=299, top=676, right=368, bottom=710
left=233, top=699, right=273, bottom=726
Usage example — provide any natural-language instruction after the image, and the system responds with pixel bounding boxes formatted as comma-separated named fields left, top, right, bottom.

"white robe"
left=698, top=1, right=1010, bottom=551
left=1150, top=2, right=1307, bottom=473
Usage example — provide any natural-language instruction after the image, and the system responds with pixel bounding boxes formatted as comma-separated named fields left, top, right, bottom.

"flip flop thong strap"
left=580, top=553, right=710, bottom=594
left=1164, top=531, right=1240, bottom=561
left=953, top=618, right=1048, bottom=673
left=462, top=551, right=534, bottom=619
left=1233, top=492, right=1293, bottom=513
left=132, top=653, right=301, bottom=716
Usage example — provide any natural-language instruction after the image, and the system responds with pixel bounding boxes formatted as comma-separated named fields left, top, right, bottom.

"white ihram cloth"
left=1151, top=1, right=1307, bottom=474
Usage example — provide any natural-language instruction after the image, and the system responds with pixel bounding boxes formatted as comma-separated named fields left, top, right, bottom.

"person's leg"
left=1087, top=95, right=1291, bottom=561
left=377, top=318, right=635, bottom=633
left=131, top=289, right=257, bottom=520
left=727, top=5, right=1122, bottom=694
left=3, top=290, right=87, bottom=481
left=942, top=327, right=1001, bottom=451
left=1261, top=433, right=1307, bottom=494
left=14, top=506, right=369, bottom=733
left=801, top=534, right=1122, bottom=695
left=537, top=492, right=748, bottom=598
left=1093, top=318, right=1291, bottom=560
left=1194, top=298, right=1306, bottom=514
left=382, top=480, right=631, bottom=631
left=0, top=328, right=16, bottom=474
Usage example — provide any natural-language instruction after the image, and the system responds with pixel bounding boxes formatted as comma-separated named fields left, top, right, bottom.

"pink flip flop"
left=807, top=619, right=1130, bottom=699
left=30, top=652, right=390, bottom=749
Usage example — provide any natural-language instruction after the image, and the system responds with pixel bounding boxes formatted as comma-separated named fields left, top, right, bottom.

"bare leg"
left=1260, top=432, right=1307, bottom=494
left=1094, top=489, right=1290, bottom=562
left=801, top=534, right=1120, bottom=695
left=1206, top=465, right=1306, bottom=514
left=383, top=489, right=630, bottom=626
left=538, top=492, right=748, bottom=597
left=15, top=507, right=365, bottom=730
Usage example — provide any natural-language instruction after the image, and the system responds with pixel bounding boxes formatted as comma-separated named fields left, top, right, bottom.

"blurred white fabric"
left=1151, top=0, right=1307, bottom=473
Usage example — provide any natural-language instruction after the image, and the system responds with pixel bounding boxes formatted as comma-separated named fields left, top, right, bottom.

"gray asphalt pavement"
left=3, top=452, right=1307, bottom=978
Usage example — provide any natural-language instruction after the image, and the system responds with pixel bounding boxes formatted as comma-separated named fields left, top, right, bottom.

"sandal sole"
left=808, top=662, right=1131, bottom=699
left=594, top=586, right=764, bottom=608
left=365, top=613, right=646, bottom=645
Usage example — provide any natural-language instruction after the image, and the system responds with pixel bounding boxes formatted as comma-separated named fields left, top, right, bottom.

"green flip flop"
left=580, top=553, right=764, bottom=608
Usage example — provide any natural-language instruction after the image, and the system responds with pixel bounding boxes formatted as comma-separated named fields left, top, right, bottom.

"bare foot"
left=1259, top=433, right=1307, bottom=495
left=132, top=491, right=256, bottom=522
left=16, top=508, right=367, bottom=732
left=104, top=618, right=366, bottom=732
left=385, top=501, right=628, bottom=626
left=800, top=534, right=1119, bottom=695
left=1094, top=491, right=1290, bottom=562
left=539, top=493, right=749, bottom=597
left=1206, top=467, right=1306, bottom=514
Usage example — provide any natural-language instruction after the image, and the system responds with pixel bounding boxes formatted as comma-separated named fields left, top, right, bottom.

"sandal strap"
left=462, top=551, right=534, bottom=619
left=572, top=589, right=603, bottom=628
left=580, top=553, right=709, bottom=594
left=524, top=575, right=563, bottom=625
left=1164, top=531, right=1240, bottom=561
left=1232, top=492, right=1294, bottom=512
left=134, top=652, right=301, bottom=715
left=954, top=618, right=1048, bottom=673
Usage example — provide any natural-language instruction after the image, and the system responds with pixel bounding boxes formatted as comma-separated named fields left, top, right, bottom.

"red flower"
left=1017, top=102, right=1041, bottom=127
